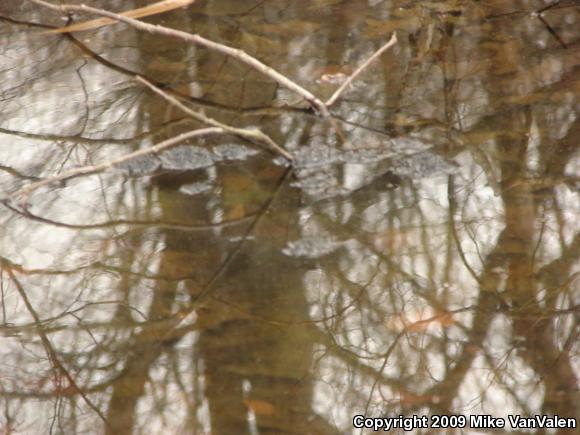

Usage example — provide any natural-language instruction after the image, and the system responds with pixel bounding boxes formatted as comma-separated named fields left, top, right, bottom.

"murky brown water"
left=1, top=1, right=579, bottom=434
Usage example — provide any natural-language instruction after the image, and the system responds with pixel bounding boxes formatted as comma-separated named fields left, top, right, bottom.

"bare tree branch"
left=30, top=0, right=333, bottom=121
left=326, top=33, right=398, bottom=107
left=135, top=76, right=293, bottom=160
left=3, top=128, right=223, bottom=206
left=45, top=0, right=195, bottom=34
left=5, top=267, right=113, bottom=430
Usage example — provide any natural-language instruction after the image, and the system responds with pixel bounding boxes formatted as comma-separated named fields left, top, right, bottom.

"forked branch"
left=326, top=33, right=398, bottom=107
left=3, top=128, right=224, bottom=206
left=135, top=76, right=293, bottom=160
left=30, top=0, right=332, bottom=119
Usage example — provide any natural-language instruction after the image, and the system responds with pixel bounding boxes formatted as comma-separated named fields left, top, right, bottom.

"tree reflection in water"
left=0, top=0, right=578, bottom=433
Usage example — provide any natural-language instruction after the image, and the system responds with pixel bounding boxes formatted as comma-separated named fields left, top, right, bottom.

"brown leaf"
left=399, top=389, right=440, bottom=405
left=226, top=203, right=246, bottom=221
left=385, top=308, right=455, bottom=333
left=244, top=399, right=276, bottom=416
left=54, top=383, right=78, bottom=397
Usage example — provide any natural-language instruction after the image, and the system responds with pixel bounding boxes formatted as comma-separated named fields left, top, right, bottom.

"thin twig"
left=326, top=33, right=398, bottom=107
left=536, top=14, right=567, bottom=49
left=3, top=128, right=223, bottom=206
left=158, top=167, right=293, bottom=343
left=30, top=0, right=331, bottom=120
left=135, top=76, right=293, bottom=160
left=5, top=267, right=113, bottom=429
left=3, top=200, right=256, bottom=231
left=535, top=0, right=561, bottom=15
left=44, top=0, right=195, bottom=34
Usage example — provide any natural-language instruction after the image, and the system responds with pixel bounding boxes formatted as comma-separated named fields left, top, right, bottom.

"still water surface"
left=0, top=1, right=579, bottom=433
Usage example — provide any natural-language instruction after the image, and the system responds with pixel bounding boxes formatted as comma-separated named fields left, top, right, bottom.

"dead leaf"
left=45, top=0, right=195, bottom=34
left=244, top=399, right=276, bottom=416
left=399, top=389, right=441, bottom=405
left=54, top=383, right=78, bottom=397
left=385, top=308, right=455, bottom=333
left=226, top=203, right=246, bottom=221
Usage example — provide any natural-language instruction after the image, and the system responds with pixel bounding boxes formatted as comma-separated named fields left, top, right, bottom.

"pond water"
left=0, top=1, right=579, bottom=434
